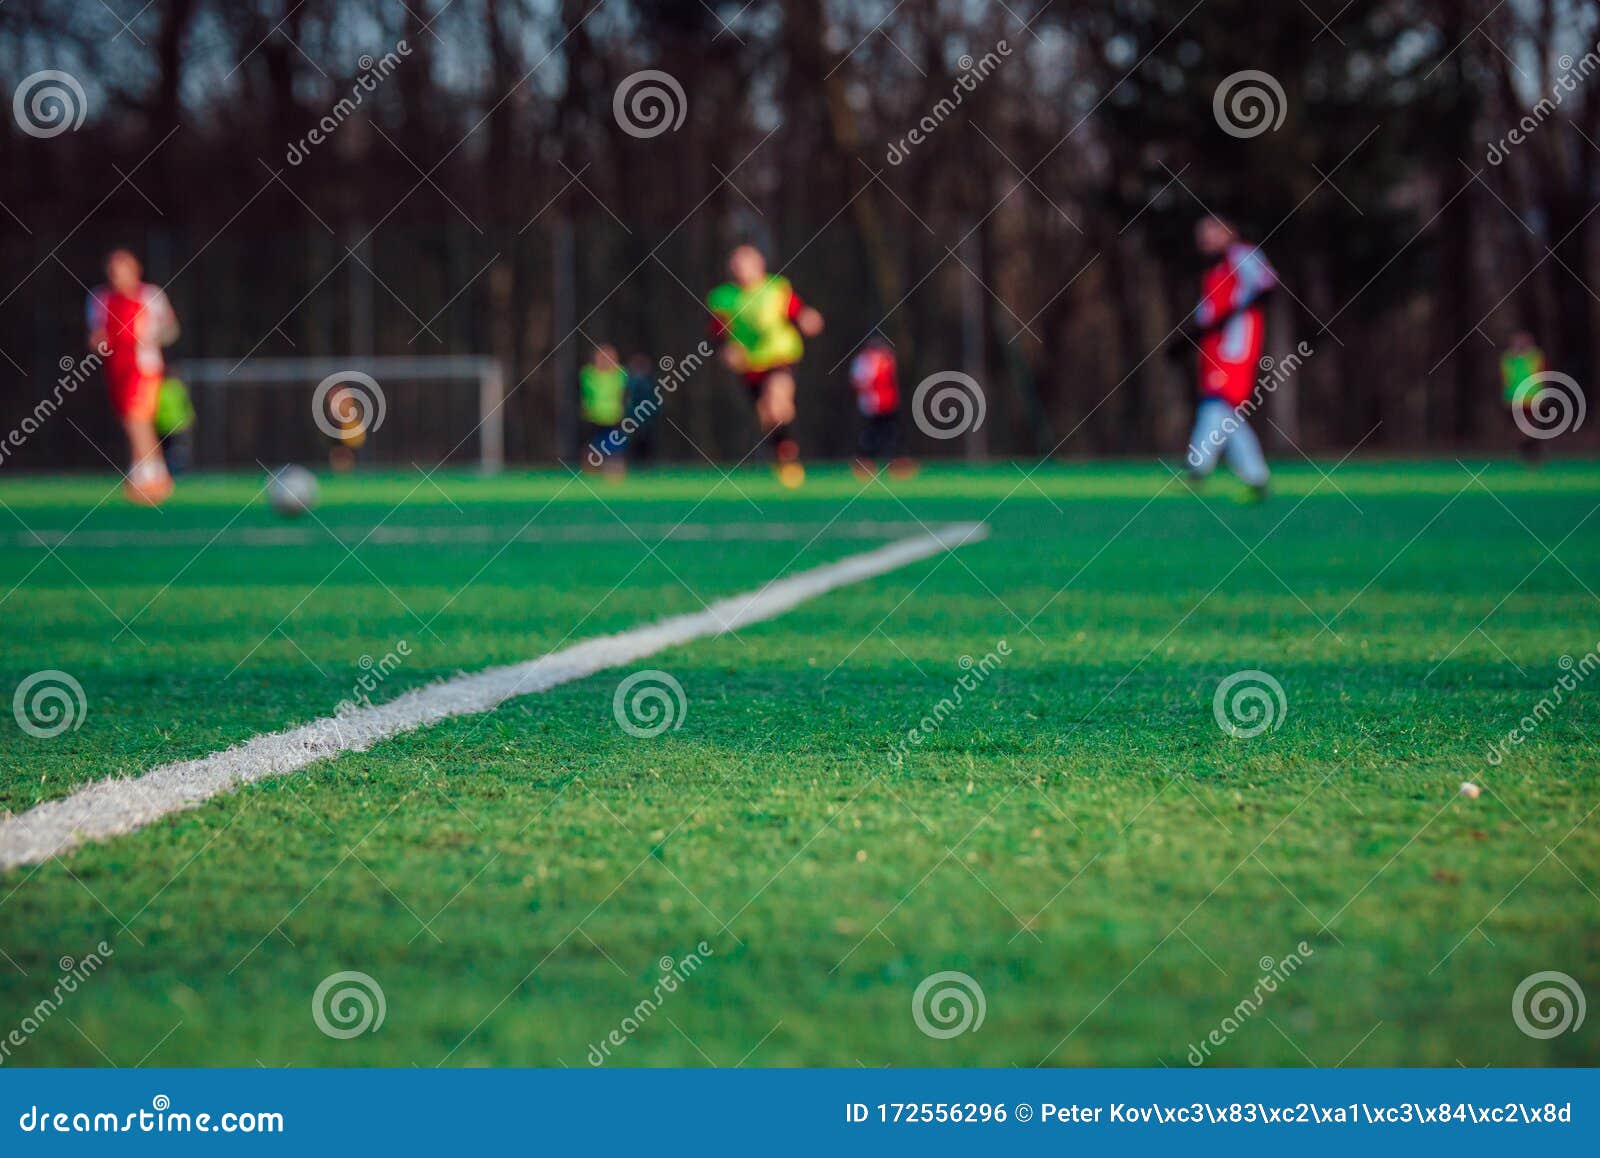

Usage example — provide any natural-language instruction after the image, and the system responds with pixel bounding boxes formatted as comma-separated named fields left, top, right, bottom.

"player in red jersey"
left=1178, top=216, right=1275, bottom=499
left=848, top=337, right=908, bottom=478
left=86, top=249, right=180, bottom=505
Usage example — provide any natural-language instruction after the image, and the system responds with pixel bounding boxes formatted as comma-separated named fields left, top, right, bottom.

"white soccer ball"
left=267, top=465, right=320, bottom=517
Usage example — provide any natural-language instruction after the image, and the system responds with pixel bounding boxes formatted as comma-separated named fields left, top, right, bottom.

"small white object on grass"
left=267, top=464, right=320, bottom=517
left=1459, top=781, right=1481, bottom=799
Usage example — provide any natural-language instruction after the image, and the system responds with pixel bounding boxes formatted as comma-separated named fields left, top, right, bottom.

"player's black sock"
left=771, top=426, right=799, bottom=462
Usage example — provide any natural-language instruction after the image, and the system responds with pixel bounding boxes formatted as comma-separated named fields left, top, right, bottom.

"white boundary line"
left=0, top=522, right=989, bottom=870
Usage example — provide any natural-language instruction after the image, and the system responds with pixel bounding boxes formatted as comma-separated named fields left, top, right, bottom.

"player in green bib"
left=706, top=245, right=823, bottom=487
left=1500, top=331, right=1547, bottom=463
left=580, top=344, right=628, bottom=475
left=153, top=377, right=195, bottom=476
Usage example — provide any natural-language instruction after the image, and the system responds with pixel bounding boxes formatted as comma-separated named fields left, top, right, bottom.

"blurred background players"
left=1178, top=216, right=1275, bottom=500
left=580, top=343, right=627, bottom=476
left=1501, top=330, right=1548, bottom=464
left=706, top=244, right=822, bottom=488
left=86, top=248, right=179, bottom=505
left=848, top=337, right=912, bottom=479
left=154, top=376, right=195, bottom=476
left=623, top=354, right=658, bottom=465
left=325, top=384, right=368, bottom=472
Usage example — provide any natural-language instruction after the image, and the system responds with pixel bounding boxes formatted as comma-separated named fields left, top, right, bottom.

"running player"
left=706, top=244, right=823, bottom=488
left=1500, top=330, right=1548, bottom=464
left=848, top=337, right=903, bottom=478
left=1180, top=216, right=1275, bottom=500
left=87, top=249, right=180, bottom=506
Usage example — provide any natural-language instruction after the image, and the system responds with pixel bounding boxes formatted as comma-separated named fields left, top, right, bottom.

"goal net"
left=172, top=356, right=507, bottom=472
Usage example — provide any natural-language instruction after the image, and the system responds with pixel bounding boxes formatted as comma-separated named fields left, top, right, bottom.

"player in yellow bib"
left=580, top=343, right=628, bottom=476
left=706, top=245, right=823, bottom=487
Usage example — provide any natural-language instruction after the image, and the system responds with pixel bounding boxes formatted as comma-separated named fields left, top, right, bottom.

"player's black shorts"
left=583, top=421, right=622, bottom=459
left=741, top=364, right=797, bottom=401
left=858, top=411, right=899, bottom=459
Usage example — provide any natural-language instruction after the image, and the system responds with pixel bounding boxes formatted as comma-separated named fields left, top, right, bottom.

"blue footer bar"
left=3, top=1069, right=1595, bottom=1154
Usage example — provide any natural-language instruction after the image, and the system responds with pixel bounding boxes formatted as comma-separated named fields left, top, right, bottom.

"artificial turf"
left=0, top=460, right=1596, bottom=1067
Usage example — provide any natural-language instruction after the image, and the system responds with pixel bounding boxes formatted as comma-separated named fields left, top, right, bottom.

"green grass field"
left=1, top=460, right=1596, bottom=1067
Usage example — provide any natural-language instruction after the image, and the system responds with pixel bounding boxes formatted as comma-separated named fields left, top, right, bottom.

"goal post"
left=174, top=356, right=506, bottom=473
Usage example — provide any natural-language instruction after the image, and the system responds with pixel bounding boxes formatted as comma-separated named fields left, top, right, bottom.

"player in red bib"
left=1179, top=216, right=1275, bottom=498
left=87, top=249, right=180, bottom=505
left=848, top=337, right=906, bottom=478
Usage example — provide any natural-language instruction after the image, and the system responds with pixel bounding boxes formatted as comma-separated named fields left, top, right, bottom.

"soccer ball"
left=267, top=465, right=320, bottom=517
left=122, top=462, right=173, bottom=507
